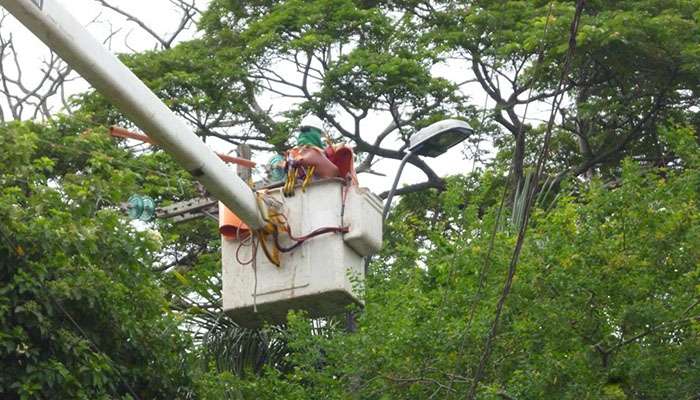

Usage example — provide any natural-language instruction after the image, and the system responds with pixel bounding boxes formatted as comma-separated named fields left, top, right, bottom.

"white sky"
left=0, top=0, right=548, bottom=196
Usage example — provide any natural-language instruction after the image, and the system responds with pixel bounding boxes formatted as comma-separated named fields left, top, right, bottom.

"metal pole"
left=236, top=144, right=252, bottom=181
left=382, top=150, right=414, bottom=221
left=365, top=150, right=414, bottom=276
left=1, top=0, right=265, bottom=229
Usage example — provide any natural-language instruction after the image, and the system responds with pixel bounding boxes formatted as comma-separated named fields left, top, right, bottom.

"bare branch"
left=94, top=0, right=170, bottom=48
left=94, top=0, right=198, bottom=49
left=0, top=14, right=77, bottom=121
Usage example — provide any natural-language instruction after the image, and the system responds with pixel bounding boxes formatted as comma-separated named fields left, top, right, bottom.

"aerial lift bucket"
left=221, top=179, right=382, bottom=328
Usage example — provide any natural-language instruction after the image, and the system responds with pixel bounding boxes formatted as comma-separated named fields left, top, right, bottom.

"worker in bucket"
left=282, top=115, right=340, bottom=196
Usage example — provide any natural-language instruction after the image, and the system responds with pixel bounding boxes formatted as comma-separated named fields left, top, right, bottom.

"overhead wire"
left=444, top=3, right=558, bottom=396
left=32, top=136, right=173, bottom=178
left=28, top=136, right=198, bottom=209
left=465, top=2, right=587, bottom=398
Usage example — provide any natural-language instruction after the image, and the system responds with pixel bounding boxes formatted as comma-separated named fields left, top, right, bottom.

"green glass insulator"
left=267, top=154, right=286, bottom=182
left=127, top=194, right=157, bottom=221
left=139, top=196, right=156, bottom=221
left=127, top=194, right=144, bottom=220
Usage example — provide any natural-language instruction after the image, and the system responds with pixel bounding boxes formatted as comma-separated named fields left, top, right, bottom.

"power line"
left=29, top=136, right=201, bottom=205
left=466, top=1, right=587, bottom=398
left=444, top=2, right=557, bottom=397
left=32, top=135, right=173, bottom=178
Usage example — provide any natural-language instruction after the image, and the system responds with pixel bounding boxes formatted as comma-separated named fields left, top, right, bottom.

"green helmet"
left=297, top=127, right=324, bottom=148
left=297, top=115, right=325, bottom=148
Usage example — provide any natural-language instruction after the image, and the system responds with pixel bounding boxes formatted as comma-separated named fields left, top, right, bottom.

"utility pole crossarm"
left=0, top=0, right=265, bottom=229
left=156, top=197, right=218, bottom=222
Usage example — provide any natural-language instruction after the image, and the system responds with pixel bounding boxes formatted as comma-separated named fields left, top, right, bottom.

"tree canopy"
left=1, top=0, right=699, bottom=399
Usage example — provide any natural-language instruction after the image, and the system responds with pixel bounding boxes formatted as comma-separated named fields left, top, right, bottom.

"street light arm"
left=382, top=150, right=415, bottom=221
left=379, top=179, right=445, bottom=199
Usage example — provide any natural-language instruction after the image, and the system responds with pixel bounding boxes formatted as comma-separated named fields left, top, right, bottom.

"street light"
left=382, top=119, right=473, bottom=221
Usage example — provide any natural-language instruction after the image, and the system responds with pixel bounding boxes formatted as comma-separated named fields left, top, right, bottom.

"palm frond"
left=200, top=316, right=290, bottom=377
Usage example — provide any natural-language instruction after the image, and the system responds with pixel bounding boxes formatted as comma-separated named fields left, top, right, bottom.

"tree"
left=5, top=0, right=700, bottom=194
left=427, top=0, right=700, bottom=185
left=0, top=0, right=205, bottom=122
left=2, top=1, right=700, bottom=398
left=212, top=125, right=700, bottom=399
left=0, top=117, right=199, bottom=398
left=75, top=0, right=481, bottom=194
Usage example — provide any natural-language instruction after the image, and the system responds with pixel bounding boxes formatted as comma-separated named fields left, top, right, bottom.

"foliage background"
left=1, top=0, right=699, bottom=399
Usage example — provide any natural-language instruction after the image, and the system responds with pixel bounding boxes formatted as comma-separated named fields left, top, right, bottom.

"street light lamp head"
left=408, top=119, right=474, bottom=157
left=382, top=118, right=474, bottom=222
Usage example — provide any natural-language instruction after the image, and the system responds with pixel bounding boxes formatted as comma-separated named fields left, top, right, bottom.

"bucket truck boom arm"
left=0, top=0, right=265, bottom=229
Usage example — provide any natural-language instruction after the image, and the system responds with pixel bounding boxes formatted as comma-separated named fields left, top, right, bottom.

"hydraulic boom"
left=0, top=0, right=265, bottom=229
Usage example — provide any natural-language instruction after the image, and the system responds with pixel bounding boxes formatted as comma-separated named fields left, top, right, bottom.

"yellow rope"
left=301, top=165, right=315, bottom=192
left=255, top=229, right=280, bottom=267
left=284, top=166, right=297, bottom=197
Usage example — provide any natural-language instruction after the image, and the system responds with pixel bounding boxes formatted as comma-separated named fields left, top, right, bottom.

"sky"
left=0, top=0, right=537, bottom=196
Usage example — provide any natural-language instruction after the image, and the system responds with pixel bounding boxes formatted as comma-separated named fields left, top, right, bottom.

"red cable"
left=273, top=225, right=348, bottom=253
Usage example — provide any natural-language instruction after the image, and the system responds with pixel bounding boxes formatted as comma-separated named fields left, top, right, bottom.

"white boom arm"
left=0, top=0, right=265, bottom=229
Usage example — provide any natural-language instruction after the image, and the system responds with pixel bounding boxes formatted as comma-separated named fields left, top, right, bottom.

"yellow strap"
left=301, top=165, right=315, bottom=192
left=284, top=167, right=297, bottom=196
left=256, top=230, right=280, bottom=267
